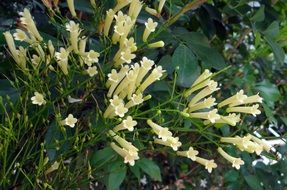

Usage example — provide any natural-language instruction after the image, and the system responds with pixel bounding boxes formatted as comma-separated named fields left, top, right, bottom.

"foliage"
left=0, top=0, right=286, bottom=189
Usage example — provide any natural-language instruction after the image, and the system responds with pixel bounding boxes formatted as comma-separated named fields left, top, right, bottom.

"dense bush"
left=0, top=0, right=286, bottom=189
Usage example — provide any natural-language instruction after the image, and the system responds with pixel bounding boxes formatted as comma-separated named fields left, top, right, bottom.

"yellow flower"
left=62, top=114, right=78, bottom=128
left=145, top=7, right=158, bottom=17
left=139, top=66, right=165, bottom=92
left=143, top=18, right=158, bottom=42
left=147, top=41, right=165, bottom=48
left=154, top=136, right=182, bottom=151
left=177, top=147, right=199, bottom=161
left=125, top=93, right=144, bottom=108
left=86, top=66, right=98, bottom=77
left=189, top=109, right=220, bottom=123
left=184, top=69, right=212, bottom=97
left=218, top=90, right=247, bottom=108
left=188, top=96, right=216, bottom=112
left=189, top=80, right=219, bottom=105
left=67, top=0, right=77, bottom=17
left=31, top=92, right=46, bottom=106
left=158, top=0, right=167, bottom=13
left=84, top=50, right=100, bottom=66
left=113, top=116, right=137, bottom=132
left=128, top=0, right=142, bottom=19
left=136, top=57, right=155, bottom=86
left=114, top=103, right=128, bottom=118
left=66, top=21, right=81, bottom=53
left=147, top=119, right=172, bottom=141
left=204, top=113, right=241, bottom=126
left=195, top=157, right=217, bottom=173
left=226, top=104, right=261, bottom=116
left=247, top=134, right=271, bottom=153
left=217, top=147, right=244, bottom=170
left=13, top=29, right=27, bottom=41
left=31, top=54, right=41, bottom=66
left=104, top=9, right=115, bottom=36
left=111, top=142, right=139, bottom=166
left=114, top=0, right=133, bottom=12
left=229, top=93, right=263, bottom=107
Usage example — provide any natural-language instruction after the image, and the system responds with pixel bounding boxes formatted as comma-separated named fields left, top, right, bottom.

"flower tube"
left=217, top=147, right=244, bottom=170
left=136, top=57, right=155, bottom=86
left=113, top=116, right=137, bottom=132
left=67, top=0, right=77, bottom=17
left=104, top=9, right=115, bottom=36
left=226, top=104, right=261, bottom=116
left=189, top=109, right=220, bottom=123
left=143, top=18, right=158, bottom=42
left=218, top=90, right=247, bottom=108
left=147, top=119, right=172, bottom=141
left=154, top=136, right=182, bottom=151
left=229, top=93, right=263, bottom=107
left=176, top=147, right=199, bottom=161
left=188, top=97, right=216, bottom=112
left=194, top=156, right=217, bottom=173
left=138, top=66, right=165, bottom=92
left=189, top=80, right=219, bottom=105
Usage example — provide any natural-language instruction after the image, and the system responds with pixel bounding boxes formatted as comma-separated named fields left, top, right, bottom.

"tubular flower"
left=147, top=120, right=172, bottom=141
left=67, top=0, right=77, bottom=17
left=125, top=93, right=144, bottom=108
left=154, top=136, right=182, bottom=151
left=136, top=57, right=155, bottom=86
left=62, top=114, right=78, bottom=128
left=13, top=29, right=28, bottom=42
left=66, top=21, right=81, bottom=53
left=189, top=80, right=219, bottom=105
left=226, top=104, right=261, bottom=116
left=158, top=0, right=167, bottom=13
left=4, top=31, right=27, bottom=69
left=145, top=7, right=158, bottom=17
left=204, top=113, right=241, bottom=126
left=247, top=134, right=271, bottom=153
left=128, top=0, right=142, bottom=19
left=86, top=66, right=98, bottom=77
left=114, top=103, right=128, bottom=118
left=229, top=93, right=263, bottom=107
left=121, top=37, right=137, bottom=52
left=194, top=157, right=217, bottom=173
left=217, top=147, right=244, bottom=170
left=104, top=9, right=115, bottom=36
left=176, top=147, right=199, bottom=161
left=218, top=90, right=247, bottom=108
left=31, top=92, right=46, bottom=106
left=107, top=66, right=130, bottom=97
left=138, top=66, right=165, bottom=92
left=104, top=95, right=124, bottom=118
left=111, top=142, right=139, bottom=166
left=189, top=109, right=220, bottom=123
left=147, top=41, right=165, bottom=48
left=113, top=69, right=138, bottom=97
left=55, top=48, right=69, bottom=75
left=220, top=136, right=263, bottom=155
left=114, top=48, right=136, bottom=66
left=84, top=50, right=100, bottom=66
left=31, top=54, right=41, bottom=66
left=143, top=18, right=158, bottom=42
left=188, top=96, right=217, bottom=112
left=19, top=8, right=43, bottom=41
left=184, top=69, right=212, bottom=97
left=114, top=0, right=133, bottom=12
left=113, top=116, right=137, bottom=132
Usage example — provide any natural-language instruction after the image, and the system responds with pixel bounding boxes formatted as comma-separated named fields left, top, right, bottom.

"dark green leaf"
left=172, top=44, right=200, bottom=87
left=91, top=147, right=116, bottom=167
left=107, top=161, right=127, bottom=190
left=264, top=36, right=284, bottom=65
left=224, top=170, right=239, bottom=183
left=256, top=80, right=281, bottom=107
left=136, top=158, right=162, bottom=181
left=244, top=175, right=264, bottom=190
left=251, top=5, right=265, bottom=22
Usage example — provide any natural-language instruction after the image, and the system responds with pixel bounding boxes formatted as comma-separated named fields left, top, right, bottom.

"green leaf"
left=107, top=161, right=127, bottom=190
left=178, top=32, right=226, bottom=69
left=255, top=80, right=281, bottom=107
left=129, top=164, right=141, bottom=180
left=251, top=5, right=265, bottom=22
left=262, top=103, right=277, bottom=124
left=172, top=44, right=200, bottom=87
left=264, top=36, right=284, bottom=65
left=244, top=175, right=264, bottom=190
left=136, top=158, right=162, bottom=181
left=224, top=170, right=239, bottom=183
left=263, top=21, right=279, bottom=38
left=91, top=147, right=116, bottom=167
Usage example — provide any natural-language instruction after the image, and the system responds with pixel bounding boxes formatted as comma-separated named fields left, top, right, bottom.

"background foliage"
left=0, top=0, right=286, bottom=189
